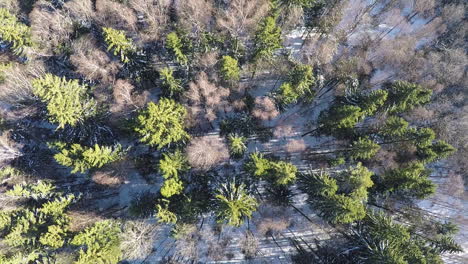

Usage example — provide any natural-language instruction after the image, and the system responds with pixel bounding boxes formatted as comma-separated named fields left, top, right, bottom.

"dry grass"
left=95, top=0, right=138, bottom=32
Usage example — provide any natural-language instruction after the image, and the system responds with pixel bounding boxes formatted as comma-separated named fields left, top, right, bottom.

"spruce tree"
left=102, top=27, right=135, bottom=63
left=155, top=200, right=177, bottom=224
left=385, top=81, right=432, bottom=113
left=32, top=74, right=96, bottom=129
left=318, top=104, right=365, bottom=135
left=159, top=67, right=183, bottom=97
left=53, top=143, right=123, bottom=174
left=159, top=151, right=189, bottom=198
left=227, top=134, right=247, bottom=158
left=215, top=182, right=258, bottom=227
left=253, top=15, right=282, bottom=61
left=0, top=8, right=32, bottom=55
left=349, top=137, right=380, bottom=160
left=220, top=55, right=240, bottom=82
left=166, top=32, right=188, bottom=66
left=417, top=140, right=456, bottom=163
left=71, top=220, right=122, bottom=264
left=270, top=161, right=298, bottom=185
left=278, top=64, right=315, bottom=104
left=134, top=98, right=190, bottom=149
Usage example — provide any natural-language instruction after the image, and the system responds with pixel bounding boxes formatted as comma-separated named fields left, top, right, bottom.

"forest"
left=0, top=0, right=466, bottom=263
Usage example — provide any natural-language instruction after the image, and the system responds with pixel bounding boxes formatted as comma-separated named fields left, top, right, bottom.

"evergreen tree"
left=102, top=27, right=135, bottom=63
left=159, top=151, right=189, bottom=198
left=385, top=81, right=432, bottom=113
left=0, top=8, right=32, bottom=55
left=245, top=152, right=297, bottom=185
left=155, top=200, right=177, bottom=224
left=245, top=152, right=271, bottom=177
left=166, top=32, right=188, bottom=66
left=32, top=74, right=96, bottom=129
left=159, top=67, right=183, bottom=97
left=220, top=55, right=240, bottom=82
left=377, top=162, right=435, bottom=199
left=270, top=161, right=298, bottom=185
left=214, top=182, right=258, bottom=227
left=227, top=134, right=247, bottom=158
left=253, top=15, right=282, bottom=61
left=380, top=116, right=409, bottom=138
left=275, top=0, right=317, bottom=8
left=53, top=143, right=123, bottom=174
left=355, top=89, right=388, bottom=115
left=134, top=98, right=190, bottom=149
left=278, top=64, right=315, bottom=104
left=71, top=220, right=122, bottom=264
left=299, top=163, right=373, bottom=224
left=417, top=140, right=456, bottom=163
left=349, top=137, right=380, bottom=160
left=318, top=104, right=365, bottom=135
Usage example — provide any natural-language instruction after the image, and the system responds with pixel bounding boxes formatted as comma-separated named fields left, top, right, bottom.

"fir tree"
left=159, top=151, right=189, bottom=198
left=166, top=32, right=188, bottom=66
left=244, top=152, right=271, bottom=178
left=215, top=182, right=258, bottom=227
left=0, top=8, right=32, bottom=55
left=102, top=27, right=135, bottom=63
left=380, top=116, right=409, bottom=138
left=227, top=134, right=247, bottom=158
left=134, top=98, right=190, bottom=149
left=270, top=161, right=298, bottom=185
left=53, top=143, right=123, bottom=174
left=318, top=104, right=365, bottom=135
left=71, top=220, right=122, bottom=264
left=159, top=67, right=183, bottom=97
left=220, top=55, right=240, bottom=82
left=385, top=81, right=432, bottom=113
left=417, top=140, right=456, bottom=163
left=253, top=15, right=282, bottom=61
left=32, top=74, right=96, bottom=129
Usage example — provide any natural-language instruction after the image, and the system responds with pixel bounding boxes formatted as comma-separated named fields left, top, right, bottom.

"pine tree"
left=215, top=182, right=258, bottom=227
left=349, top=137, right=380, bottom=160
left=53, top=143, right=123, bottom=174
left=253, top=15, right=282, bottom=61
left=102, top=27, right=135, bottom=63
left=71, top=220, right=122, bottom=264
left=227, top=134, right=247, bottom=158
left=166, top=32, right=188, bottom=66
left=32, top=74, right=96, bottom=129
left=220, top=55, right=240, bottom=82
left=385, top=81, right=432, bottom=113
left=159, top=151, right=189, bottom=198
left=134, top=98, right=189, bottom=149
left=278, top=64, right=315, bottom=104
left=159, top=67, right=183, bottom=97
left=0, top=8, right=32, bottom=55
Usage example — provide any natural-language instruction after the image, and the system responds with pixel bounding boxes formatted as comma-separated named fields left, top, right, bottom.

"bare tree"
left=252, top=96, right=279, bottom=121
left=121, top=220, right=161, bottom=261
left=129, top=0, right=171, bottom=42
left=186, top=135, right=229, bottom=170
left=175, top=0, right=214, bottom=38
left=0, top=132, right=21, bottom=166
left=184, top=72, right=230, bottom=131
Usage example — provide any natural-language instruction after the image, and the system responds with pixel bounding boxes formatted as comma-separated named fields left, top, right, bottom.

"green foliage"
left=134, top=98, right=190, bottom=149
left=0, top=8, right=32, bottom=55
left=318, top=105, right=365, bottom=135
left=0, top=166, right=22, bottom=181
left=159, top=67, right=183, bottom=97
left=155, top=200, right=177, bottom=224
left=159, top=151, right=189, bottom=198
left=220, top=55, right=240, bottom=82
left=380, top=116, right=409, bottom=137
left=356, top=89, right=388, bottom=115
left=275, top=0, right=317, bottom=8
left=0, top=193, right=74, bottom=250
left=245, top=152, right=298, bottom=185
left=6, top=181, right=56, bottom=200
left=417, top=140, right=456, bottom=163
left=215, top=182, right=258, bottom=227
left=71, top=220, right=122, bottom=264
left=227, top=134, right=247, bottom=158
left=299, top=163, right=373, bottom=224
left=349, top=137, right=380, bottom=160
left=278, top=64, right=315, bottom=104
left=166, top=32, right=188, bottom=65
left=102, top=27, right=135, bottom=63
left=53, top=143, right=123, bottom=174
left=32, top=74, right=96, bottom=129
left=385, top=81, right=432, bottom=113
left=378, top=162, right=435, bottom=199
left=253, top=16, right=282, bottom=61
